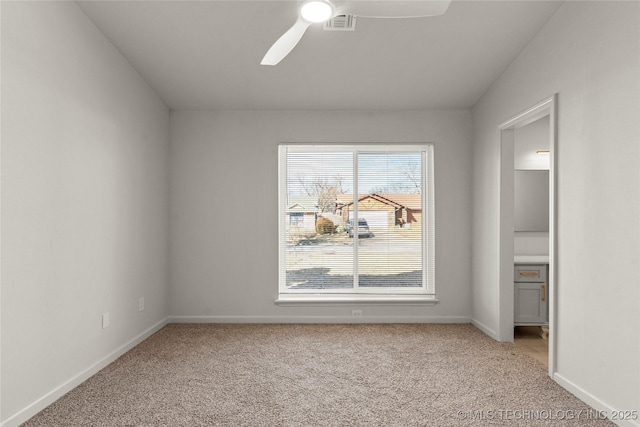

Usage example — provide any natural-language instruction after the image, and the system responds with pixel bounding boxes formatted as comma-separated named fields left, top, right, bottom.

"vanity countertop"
left=514, top=255, right=549, bottom=264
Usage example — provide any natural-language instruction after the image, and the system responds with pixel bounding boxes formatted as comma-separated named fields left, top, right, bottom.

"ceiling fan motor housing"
left=324, top=14, right=356, bottom=31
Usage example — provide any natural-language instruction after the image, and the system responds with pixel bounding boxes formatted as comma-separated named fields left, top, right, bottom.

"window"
left=289, top=212, right=304, bottom=226
left=278, top=144, right=435, bottom=302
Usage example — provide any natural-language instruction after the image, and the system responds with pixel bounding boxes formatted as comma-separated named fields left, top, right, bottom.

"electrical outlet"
left=102, top=312, right=110, bottom=329
left=351, top=309, right=363, bottom=317
left=139, top=297, right=145, bottom=312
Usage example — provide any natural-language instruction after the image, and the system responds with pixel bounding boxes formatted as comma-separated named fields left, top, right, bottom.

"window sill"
left=275, top=294, right=439, bottom=306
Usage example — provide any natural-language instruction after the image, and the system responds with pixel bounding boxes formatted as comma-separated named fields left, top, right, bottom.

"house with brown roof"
left=336, top=193, right=422, bottom=232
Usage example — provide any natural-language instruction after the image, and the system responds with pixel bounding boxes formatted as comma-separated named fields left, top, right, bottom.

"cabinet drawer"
left=514, top=264, right=546, bottom=282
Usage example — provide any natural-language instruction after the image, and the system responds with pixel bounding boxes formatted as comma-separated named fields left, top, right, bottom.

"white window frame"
left=277, top=143, right=436, bottom=304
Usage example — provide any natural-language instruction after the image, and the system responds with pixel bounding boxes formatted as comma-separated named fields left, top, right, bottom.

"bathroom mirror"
left=514, top=170, right=549, bottom=231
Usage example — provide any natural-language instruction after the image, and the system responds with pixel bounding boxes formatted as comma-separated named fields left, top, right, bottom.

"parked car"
left=346, top=218, right=371, bottom=238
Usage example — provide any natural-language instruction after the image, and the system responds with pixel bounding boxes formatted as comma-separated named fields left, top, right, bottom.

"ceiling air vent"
left=323, top=14, right=356, bottom=31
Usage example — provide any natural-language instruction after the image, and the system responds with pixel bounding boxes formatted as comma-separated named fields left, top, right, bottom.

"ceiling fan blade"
left=261, top=17, right=312, bottom=66
left=337, top=0, right=450, bottom=18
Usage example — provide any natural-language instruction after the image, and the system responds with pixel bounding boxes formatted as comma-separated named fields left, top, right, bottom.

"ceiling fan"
left=261, top=0, right=451, bottom=66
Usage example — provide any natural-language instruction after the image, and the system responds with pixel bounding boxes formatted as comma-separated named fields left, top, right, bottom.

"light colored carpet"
left=22, top=324, right=612, bottom=426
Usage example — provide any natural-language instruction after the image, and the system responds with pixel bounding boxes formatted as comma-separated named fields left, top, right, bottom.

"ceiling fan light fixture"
left=262, top=0, right=451, bottom=65
left=300, top=0, right=334, bottom=23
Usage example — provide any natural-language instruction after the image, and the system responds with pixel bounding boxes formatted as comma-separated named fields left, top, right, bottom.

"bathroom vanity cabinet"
left=514, top=264, right=549, bottom=326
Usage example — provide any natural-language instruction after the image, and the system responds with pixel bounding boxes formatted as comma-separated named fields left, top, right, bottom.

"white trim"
left=168, top=315, right=466, bottom=324
left=497, top=95, right=557, bottom=379
left=278, top=145, right=287, bottom=295
left=424, top=145, right=436, bottom=294
left=279, top=287, right=431, bottom=295
left=499, top=97, right=554, bottom=130
left=553, top=373, right=640, bottom=427
left=470, top=317, right=498, bottom=340
left=274, top=294, right=438, bottom=305
left=278, top=143, right=435, bottom=296
left=547, top=97, right=557, bottom=379
left=0, top=318, right=169, bottom=427
left=284, top=143, right=427, bottom=153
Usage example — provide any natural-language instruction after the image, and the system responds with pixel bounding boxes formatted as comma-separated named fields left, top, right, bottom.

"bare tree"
left=403, top=161, right=421, bottom=193
left=294, top=174, right=347, bottom=212
left=369, top=162, right=421, bottom=194
left=317, top=184, right=338, bottom=213
left=295, top=173, right=315, bottom=196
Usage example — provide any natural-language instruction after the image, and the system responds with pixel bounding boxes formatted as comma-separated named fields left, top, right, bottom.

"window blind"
left=279, top=144, right=434, bottom=296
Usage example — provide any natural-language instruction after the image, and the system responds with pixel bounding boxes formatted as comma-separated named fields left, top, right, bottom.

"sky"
left=287, top=151, right=422, bottom=196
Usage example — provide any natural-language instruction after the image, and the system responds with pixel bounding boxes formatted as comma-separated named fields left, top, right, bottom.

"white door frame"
left=498, top=95, right=557, bottom=377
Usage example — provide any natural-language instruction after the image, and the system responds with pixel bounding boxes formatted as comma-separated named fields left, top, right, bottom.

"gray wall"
left=472, top=0, right=639, bottom=416
left=3, top=0, right=638, bottom=425
left=169, top=110, right=472, bottom=322
left=1, top=2, right=170, bottom=423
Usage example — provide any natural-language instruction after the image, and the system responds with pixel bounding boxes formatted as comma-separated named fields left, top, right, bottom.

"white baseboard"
left=0, top=318, right=169, bottom=427
left=7, top=316, right=635, bottom=427
left=553, top=373, right=640, bottom=427
left=168, top=315, right=471, bottom=324
left=470, top=317, right=498, bottom=340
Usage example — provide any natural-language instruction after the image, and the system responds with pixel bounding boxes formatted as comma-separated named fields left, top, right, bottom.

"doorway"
left=498, top=95, right=557, bottom=377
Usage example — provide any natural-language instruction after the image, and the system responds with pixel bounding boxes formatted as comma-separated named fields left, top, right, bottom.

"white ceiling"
left=77, top=0, right=563, bottom=111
